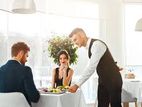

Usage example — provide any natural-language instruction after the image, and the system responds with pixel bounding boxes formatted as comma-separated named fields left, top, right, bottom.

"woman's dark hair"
left=57, top=50, right=70, bottom=65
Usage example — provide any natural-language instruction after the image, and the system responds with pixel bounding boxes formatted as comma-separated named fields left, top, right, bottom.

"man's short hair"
left=69, top=28, right=86, bottom=38
left=11, top=42, right=30, bottom=57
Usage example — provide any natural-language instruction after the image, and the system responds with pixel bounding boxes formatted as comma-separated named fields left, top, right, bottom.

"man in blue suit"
left=0, top=42, right=40, bottom=106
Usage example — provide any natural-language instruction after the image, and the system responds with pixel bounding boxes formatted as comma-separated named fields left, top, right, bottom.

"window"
left=0, top=1, right=99, bottom=103
left=125, top=4, right=142, bottom=65
left=0, top=2, right=99, bottom=76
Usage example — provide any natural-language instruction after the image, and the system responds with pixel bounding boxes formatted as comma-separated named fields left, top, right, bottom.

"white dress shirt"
left=75, top=38, right=107, bottom=86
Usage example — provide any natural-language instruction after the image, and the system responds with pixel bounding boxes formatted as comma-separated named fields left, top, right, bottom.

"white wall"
left=98, top=0, right=125, bottom=67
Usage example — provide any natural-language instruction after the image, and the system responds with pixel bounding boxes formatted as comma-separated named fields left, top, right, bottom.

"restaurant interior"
left=0, top=0, right=142, bottom=107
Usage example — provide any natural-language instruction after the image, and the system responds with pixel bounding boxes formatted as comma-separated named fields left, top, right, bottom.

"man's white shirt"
left=75, top=38, right=107, bottom=86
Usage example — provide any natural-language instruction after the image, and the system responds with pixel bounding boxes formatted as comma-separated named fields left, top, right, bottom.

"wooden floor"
left=123, top=102, right=138, bottom=107
left=87, top=102, right=138, bottom=107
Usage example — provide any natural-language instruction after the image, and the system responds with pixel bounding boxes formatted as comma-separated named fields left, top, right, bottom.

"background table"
left=122, top=79, right=142, bottom=107
left=122, top=79, right=142, bottom=102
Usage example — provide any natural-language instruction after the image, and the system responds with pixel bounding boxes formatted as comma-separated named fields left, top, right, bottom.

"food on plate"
left=52, top=89, right=62, bottom=93
left=125, top=72, right=135, bottom=79
left=39, top=86, right=70, bottom=94
left=56, top=85, right=69, bottom=90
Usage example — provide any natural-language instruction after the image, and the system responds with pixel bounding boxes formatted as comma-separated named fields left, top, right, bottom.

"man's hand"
left=68, top=84, right=79, bottom=93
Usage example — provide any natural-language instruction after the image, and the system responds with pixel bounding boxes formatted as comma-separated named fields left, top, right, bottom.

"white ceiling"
left=0, top=0, right=142, bottom=14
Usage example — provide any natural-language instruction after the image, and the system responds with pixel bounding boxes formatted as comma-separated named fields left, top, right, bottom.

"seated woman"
left=51, top=50, right=74, bottom=88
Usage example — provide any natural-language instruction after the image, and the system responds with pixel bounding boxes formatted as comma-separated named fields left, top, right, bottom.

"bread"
left=125, top=73, right=135, bottom=79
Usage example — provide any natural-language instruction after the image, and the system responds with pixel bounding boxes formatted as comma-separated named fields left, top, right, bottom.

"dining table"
left=32, top=89, right=86, bottom=107
left=122, top=78, right=142, bottom=107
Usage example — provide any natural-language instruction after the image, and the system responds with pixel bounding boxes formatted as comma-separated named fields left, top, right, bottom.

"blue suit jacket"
left=0, top=60, right=40, bottom=106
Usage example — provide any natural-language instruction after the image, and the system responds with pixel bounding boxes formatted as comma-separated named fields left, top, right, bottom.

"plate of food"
left=39, top=86, right=69, bottom=94
left=46, top=88, right=66, bottom=94
left=56, top=86, right=69, bottom=91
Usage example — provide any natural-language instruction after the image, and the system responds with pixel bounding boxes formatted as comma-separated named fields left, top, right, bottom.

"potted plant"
left=48, top=36, right=78, bottom=65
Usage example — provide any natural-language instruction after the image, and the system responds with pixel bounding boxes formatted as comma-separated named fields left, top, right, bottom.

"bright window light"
left=125, top=4, right=142, bottom=65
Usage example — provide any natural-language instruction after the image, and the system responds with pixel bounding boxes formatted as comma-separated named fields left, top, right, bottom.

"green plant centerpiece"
left=48, top=36, right=78, bottom=65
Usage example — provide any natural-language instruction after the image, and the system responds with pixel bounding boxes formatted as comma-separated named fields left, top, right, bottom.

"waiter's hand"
left=68, top=84, right=79, bottom=93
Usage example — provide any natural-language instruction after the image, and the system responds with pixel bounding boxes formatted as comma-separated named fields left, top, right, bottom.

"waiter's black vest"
left=88, top=39, right=121, bottom=86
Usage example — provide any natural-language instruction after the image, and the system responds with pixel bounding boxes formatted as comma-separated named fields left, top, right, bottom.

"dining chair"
left=121, top=89, right=137, bottom=107
left=0, top=92, right=30, bottom=107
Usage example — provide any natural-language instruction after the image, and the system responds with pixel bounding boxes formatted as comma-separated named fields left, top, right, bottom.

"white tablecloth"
left=122, top=79, right=142, bottom=103
left=32, top=90, right=86, bottom=107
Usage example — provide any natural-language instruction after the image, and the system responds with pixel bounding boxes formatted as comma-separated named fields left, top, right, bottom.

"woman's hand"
left=59, top=64, right=67, bottom=79
left=62, top=65, right=67, bottom=77
left=60, top=64, right=67, bottom=71
left=60, top=64, right=67, bottom=74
